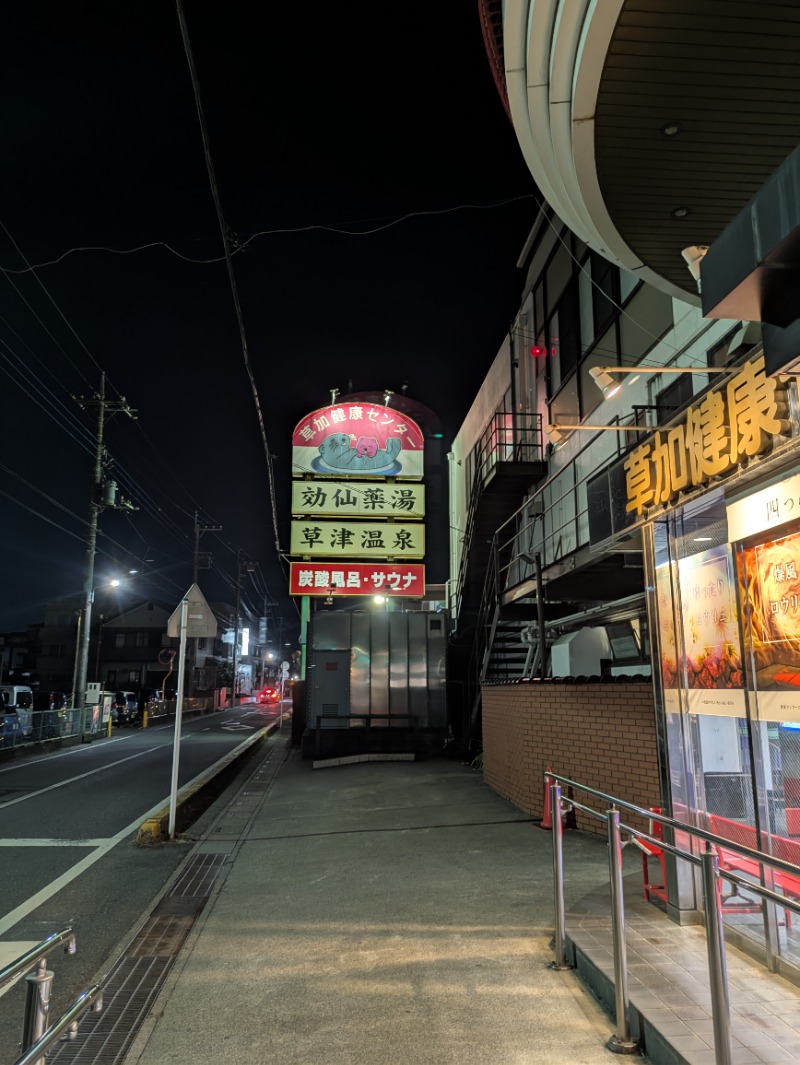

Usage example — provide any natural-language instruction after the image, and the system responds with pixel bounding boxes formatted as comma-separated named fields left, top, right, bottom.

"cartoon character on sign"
left=315, top=432, right=401, bottom=473
left=356, top=437, right=378, bottom=458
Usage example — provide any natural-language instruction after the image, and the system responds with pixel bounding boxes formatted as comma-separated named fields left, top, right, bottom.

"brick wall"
left=481, top=681, right=660, bottom=836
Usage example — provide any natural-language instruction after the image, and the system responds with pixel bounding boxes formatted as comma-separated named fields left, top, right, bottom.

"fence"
left=1, top=696, right=217, bottom=752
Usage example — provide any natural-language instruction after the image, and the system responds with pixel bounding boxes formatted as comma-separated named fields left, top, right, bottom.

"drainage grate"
left=46, top=853, right=229, bottom=1063
left=47, top=956, right=173, bottom=1064
left=45, top=743, right=285, bottom=1064
left=169, top=852, right=228, bottom=897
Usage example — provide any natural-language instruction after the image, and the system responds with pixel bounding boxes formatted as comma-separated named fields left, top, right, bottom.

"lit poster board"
left=289, top=562, right=425, bottom=597
left=291, top=480, right=424, bottom=519
left=678, top=546, right=745, bottom=716
left=291, top=403, right=424, bottom=480
left=738, top=530, right=800, bottom=722
left=655, top=563, right=680, bottom=715
left=290, top=520, right=425, bottom=559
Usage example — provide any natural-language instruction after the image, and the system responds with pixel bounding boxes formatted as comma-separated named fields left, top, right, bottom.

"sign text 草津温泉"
left=290, top=520, right=425, bottom=559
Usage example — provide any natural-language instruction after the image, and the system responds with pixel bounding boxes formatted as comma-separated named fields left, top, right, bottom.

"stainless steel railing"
left=13, top=984, right=104, bottom=1065
left=546, top=773, right=800, bottom=1065
left=0, top=928, right=77, bottom=1064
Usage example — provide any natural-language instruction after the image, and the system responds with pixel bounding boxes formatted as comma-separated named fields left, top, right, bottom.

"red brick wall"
left=481, top=682, right=660, bottom=836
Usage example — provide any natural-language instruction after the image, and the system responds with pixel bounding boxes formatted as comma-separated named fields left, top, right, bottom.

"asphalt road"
left=0, top=700, right=287, bottom=1062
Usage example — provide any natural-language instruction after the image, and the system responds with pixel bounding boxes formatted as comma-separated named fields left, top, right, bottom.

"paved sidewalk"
left=124, top=743, right=622, bottom=1065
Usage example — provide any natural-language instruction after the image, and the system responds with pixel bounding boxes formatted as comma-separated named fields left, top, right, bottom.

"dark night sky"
left=0, top=2, right=537, bottom=634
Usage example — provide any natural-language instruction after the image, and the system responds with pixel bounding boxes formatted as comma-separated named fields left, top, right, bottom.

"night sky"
left=0, top=2, right=537, bottom=634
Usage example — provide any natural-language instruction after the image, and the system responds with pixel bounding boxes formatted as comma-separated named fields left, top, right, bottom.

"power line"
left=176, top=0, right=282, bottom=563
left=0, top=194, right=539, bottom=273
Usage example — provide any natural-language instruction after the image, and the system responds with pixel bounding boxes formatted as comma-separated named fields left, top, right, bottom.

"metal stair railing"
left=452, top=411, right=543, bottom=625
left=465, top=534, right=501, bottom=724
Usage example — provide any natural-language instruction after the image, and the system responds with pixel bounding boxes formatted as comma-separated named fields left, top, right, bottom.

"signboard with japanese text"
left=625, top=355, right=789, bottom=517
left=290, top=520, right=424, bottom=559
left=737, top=531, right=800, bottom=721
left=727, top=470, right=800, bottom=543
left=291, top=402, right=425, bottom=480
left=678, top=546, right=745, bottom=716
left=291, top=480, right=424, bottom=519
left=289, top=562, right=425, bottom=597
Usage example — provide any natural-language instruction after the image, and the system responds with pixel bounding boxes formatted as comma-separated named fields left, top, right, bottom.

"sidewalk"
left=123, top=742, right=621, bottom=1065
left=118, top=740, right=800, bottom=1065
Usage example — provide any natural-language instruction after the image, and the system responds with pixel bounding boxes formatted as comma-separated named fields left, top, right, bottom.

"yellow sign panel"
left=291, top=480, right=424, bottom=519
left=290, top=520, right=425, bottom=559
left=625, top=355, right=790, bottom=516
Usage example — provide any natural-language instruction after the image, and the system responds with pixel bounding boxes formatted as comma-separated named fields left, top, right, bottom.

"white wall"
left=448, top=337, right=512, bottom=589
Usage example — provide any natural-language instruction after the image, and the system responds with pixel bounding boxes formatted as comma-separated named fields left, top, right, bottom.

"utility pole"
left=192, top=512, right=222, bottom=584
left=230, top=550, right=255, bottom=706
left=72, top=374, right=137, bottom=717
left=191, top=513, right=221, bottom=692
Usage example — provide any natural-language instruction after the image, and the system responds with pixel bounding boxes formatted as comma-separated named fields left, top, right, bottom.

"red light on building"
left=529, top=345, right=546, bottom=358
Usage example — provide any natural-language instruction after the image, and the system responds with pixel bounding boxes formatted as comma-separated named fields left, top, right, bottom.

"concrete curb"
left=135, top=722, right=279, bottom=844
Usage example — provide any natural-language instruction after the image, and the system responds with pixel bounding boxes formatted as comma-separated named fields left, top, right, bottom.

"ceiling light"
left=672, top=207, right=691, bottom=219
left=662, top=122, right=680, bottom=137
left=693, top=536, right=713, bottom=542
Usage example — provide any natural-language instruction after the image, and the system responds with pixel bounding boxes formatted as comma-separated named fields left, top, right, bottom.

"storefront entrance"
left=651, top=481, right=800, bottom=973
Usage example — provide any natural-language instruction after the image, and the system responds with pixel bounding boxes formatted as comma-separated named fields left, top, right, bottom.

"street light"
left=72, top=577, right=123, bottom=711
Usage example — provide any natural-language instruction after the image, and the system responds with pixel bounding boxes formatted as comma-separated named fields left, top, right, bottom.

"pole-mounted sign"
left=166, top=584, right=217, bottom=839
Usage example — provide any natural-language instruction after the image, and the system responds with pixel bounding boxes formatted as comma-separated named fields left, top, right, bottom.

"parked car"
left=1, top=685, right=34, bottom=737
left=113, top=691, right=138, bottom=726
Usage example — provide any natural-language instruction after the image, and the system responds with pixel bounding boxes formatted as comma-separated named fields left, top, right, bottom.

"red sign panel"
left=289, top=562, right=425, bottom=597
left=291, top=402, right=424, bottom=479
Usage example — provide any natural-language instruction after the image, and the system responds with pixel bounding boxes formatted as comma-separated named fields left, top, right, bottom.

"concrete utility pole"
left=192, top=512, right=222, bottom=583
left=191, top=513, right=222, bottom=691
left=230, top=550, right=256, bottom=704
left=72, top=374, right=137, bottom=715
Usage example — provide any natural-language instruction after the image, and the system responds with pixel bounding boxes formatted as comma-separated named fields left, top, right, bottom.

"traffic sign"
left=168, top=583, right=218, bottom=638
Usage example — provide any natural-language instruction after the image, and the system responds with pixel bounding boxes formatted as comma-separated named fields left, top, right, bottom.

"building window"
left=591, top=253, right=617, bottom=335
left=197, top=638, right=207, bottom=651
left=115, top=633, right=125, bottom=649
left=135, top=631, right=147, bottom=648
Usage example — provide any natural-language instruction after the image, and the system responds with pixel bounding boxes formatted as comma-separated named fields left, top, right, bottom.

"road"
left=0, top=700, right=287, bottom=1061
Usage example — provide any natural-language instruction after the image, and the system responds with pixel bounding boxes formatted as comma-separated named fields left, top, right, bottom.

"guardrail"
left=546, top=773, right=800, bottom=1064
left=0, top=927, right=79, bottom=1064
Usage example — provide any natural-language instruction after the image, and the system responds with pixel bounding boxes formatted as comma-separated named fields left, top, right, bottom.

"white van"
left=1, top=685, right=34, bottom=737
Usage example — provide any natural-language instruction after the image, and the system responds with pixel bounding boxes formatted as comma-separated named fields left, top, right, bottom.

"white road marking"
left=0, top=734, right=131, bottom=773
left=0, top=796, right=171, bottom=938
left=0, top=839, right=108, bottom=847
left=0, top=746, right=162, bottom=810
left=0, top=727, right=265, bottom=942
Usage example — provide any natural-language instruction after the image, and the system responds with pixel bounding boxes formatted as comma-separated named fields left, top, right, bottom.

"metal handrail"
left=13, top=983, right=104, bottom=1065
left=0, top=928, right=76, bottom=992
left=0, top=928, right=78, bottom=1065
left=546, top=773, right=800, bottom=1064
